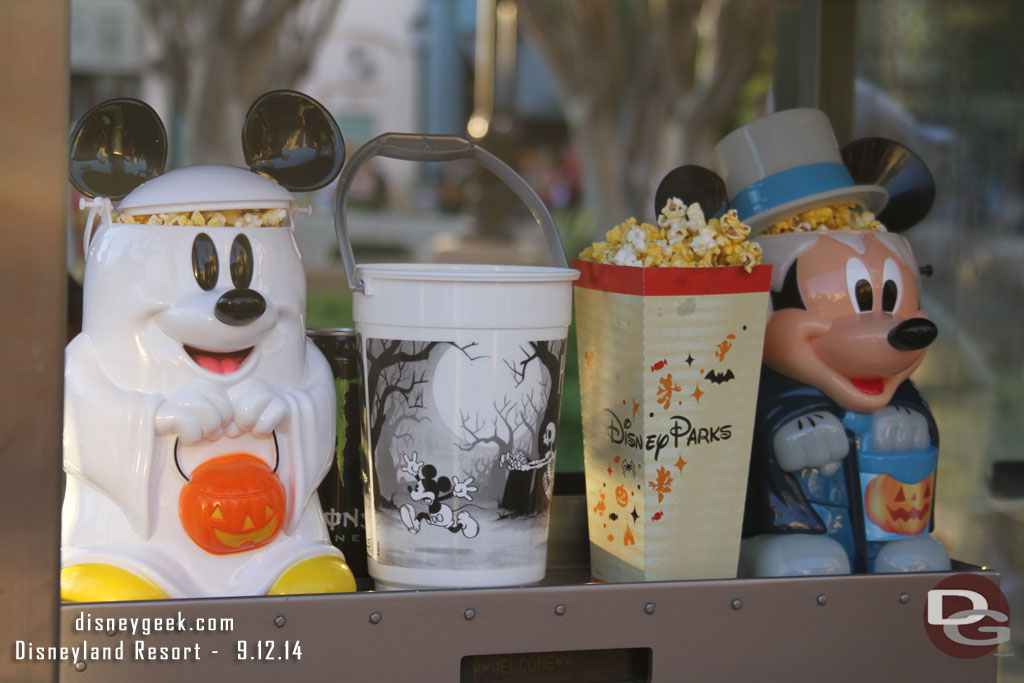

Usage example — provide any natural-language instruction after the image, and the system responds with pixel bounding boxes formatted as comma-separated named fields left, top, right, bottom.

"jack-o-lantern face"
left=864, top=473, right=933, bottom=536
left=179, top=453, right=286, bottom=554
left=615, top=485, right=629, bottom=508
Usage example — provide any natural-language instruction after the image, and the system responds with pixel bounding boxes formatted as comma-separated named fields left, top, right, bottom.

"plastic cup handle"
left=333, top=133, right=569, bottom=293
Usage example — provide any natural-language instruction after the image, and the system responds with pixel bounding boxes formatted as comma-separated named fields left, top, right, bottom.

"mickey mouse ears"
left=841, top=137, right=935, bottom=232
left=69, top=90, right=345, bottom=199
left=654, top=165, right=728, bottom=221
left=242, top=90, right=345, bottom=192
left=69, top=98, right=167, bottom=199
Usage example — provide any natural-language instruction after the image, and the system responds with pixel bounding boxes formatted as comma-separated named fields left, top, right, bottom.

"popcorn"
left=578, top=199, right=763, bottom=272
left=113, top=208, right=290, bottom=227
left=613, top=245, right=642, bottom=267
left=764, top=203, right=886, bottom=234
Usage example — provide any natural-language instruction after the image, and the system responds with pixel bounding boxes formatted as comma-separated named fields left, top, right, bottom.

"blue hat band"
left=730, top=162, right=856, bottom=221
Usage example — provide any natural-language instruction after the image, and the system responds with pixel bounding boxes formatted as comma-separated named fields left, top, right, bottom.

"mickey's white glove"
left=774, top=411, right=849, bottom=477
left=452, top=476, right=477, bottom=501
left=156, top=379, right=232, bottom=445
left=401, top=452, right=424, bottom=477
left=228, top=378, right=288, bottom=437
left=872, top=405, right=929, bottom=450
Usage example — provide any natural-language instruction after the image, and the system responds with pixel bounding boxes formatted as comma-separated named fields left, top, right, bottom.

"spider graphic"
left=622, top=460, right=638, bottom=479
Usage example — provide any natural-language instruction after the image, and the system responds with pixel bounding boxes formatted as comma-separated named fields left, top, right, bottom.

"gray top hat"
left=713, top=109, right=888, bottom=233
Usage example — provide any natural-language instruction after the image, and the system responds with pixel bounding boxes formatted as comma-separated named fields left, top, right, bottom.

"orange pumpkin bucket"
left=850, top=411, right=938, bottom=541
left=179, top=453, right=287, bottom=554
left=864, top=474, right=934, bottom=537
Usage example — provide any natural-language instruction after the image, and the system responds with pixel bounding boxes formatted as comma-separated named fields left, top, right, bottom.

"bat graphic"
left=650, top=359, right=668, bottom=372
left=609, top=513, right=619, bottom=521
left=704, top=368, right=735, bottom=385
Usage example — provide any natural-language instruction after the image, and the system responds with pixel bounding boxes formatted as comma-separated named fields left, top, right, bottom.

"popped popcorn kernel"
left=578, top=199, right=762, bottom=271
left=114, top=208, right=292, bottom=227
left=264, top=208, right=287, bottom=227
left=764, top=203, right=886, bottom=234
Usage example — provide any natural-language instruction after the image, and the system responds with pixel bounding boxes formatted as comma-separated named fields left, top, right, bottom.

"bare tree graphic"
left=365, top=339, right=481, bottom=508
left=458, top=340, right=565, bottom=517
left=457, top=392, right=539, bottom=503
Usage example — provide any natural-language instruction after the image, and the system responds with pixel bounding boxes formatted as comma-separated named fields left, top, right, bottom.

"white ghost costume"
left=62, top=166, right=343, bottom=598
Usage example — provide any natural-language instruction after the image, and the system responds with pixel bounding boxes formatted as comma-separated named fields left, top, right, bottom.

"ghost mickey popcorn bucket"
left=335, top=134, right=579, bottom=590
left=61, top=91, right=358, bottom=601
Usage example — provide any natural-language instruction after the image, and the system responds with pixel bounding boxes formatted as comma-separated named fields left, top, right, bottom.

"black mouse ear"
left=654, top=165, right=729, bottom=221
left=436, top=477, right=452, bottom=493
left=841, top=137, right=935, bottom=232
left=421, top=464, right=437, bottom=480
left=242, top=90, right=345, bottom=192
left=69, top=98, right=167, bottom=199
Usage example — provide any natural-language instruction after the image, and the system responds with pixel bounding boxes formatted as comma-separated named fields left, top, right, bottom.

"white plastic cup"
left=334, top=135, right=579, bottom=589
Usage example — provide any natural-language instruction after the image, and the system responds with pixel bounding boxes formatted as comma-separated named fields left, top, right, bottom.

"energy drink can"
left=307, top=327, right=368, bottom=582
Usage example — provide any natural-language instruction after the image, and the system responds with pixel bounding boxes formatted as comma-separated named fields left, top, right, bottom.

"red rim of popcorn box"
left=573, top=259, right=772, bottom=296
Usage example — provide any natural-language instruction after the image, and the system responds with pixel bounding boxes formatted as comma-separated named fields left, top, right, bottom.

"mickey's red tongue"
left=850, top=377, right=884, bottom=395
left=185, top=346, right=252, bottom=374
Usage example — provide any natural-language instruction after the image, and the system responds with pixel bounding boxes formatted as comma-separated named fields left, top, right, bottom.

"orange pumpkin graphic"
left=614, top=485, right=629, bottom=508
left=179, top=453, right=286, bottom=554
left=864, top=473, right=933, bottom=536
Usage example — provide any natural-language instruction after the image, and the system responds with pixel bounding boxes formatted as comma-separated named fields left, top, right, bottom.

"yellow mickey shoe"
left=268, top=555, right=356, bottom=595
left=61, top=563, right=168, bottom=602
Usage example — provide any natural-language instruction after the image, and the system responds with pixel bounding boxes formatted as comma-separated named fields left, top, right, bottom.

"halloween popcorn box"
left=575, top=172, right=771, bottom=582
left=61, top=91, right=357, bottom=600
left=706, top=108, right=946, bottom=576
left=334, top=134, right=578, bottom=590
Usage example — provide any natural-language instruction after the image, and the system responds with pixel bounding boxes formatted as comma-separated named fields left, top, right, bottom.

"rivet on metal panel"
left=369, top=611, right=382, bottom=624
left=464, top=608, right=476, bottom=621
left=554, top=604, right=567, bottom=616
left=75, top=661, right=87, bottom=672
left=731, top=598, right=743, bottom=610
left=106, top=626, right=117, bottom=637
left=643, top=602, right=656, bottom=615
left=899, top=592, right=910, bottom=604
left=816, top=594, right=828, bottom=606
left=274, top=615, right=287, bottom=628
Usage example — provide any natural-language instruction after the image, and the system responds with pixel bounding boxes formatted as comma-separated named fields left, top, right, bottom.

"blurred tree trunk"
left=141, top=0, right=341, bottom=167
left=517, top=0, right=773, bottom=226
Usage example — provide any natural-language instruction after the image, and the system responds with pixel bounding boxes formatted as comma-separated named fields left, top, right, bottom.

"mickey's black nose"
left=215, top=288, right=266, bottom=326
left=888, top=317, right=938, bottom=351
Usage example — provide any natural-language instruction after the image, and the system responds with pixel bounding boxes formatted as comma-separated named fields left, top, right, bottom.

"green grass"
left=557, top=327, right=583, bottom=471
left=306, top=288, right=584, bottom=472
left=307, top=289, right=356, bottom=328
